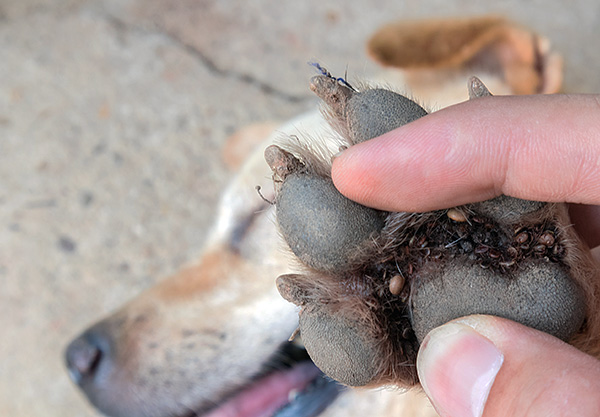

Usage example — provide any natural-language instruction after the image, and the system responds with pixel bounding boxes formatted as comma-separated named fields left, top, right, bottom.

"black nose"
left=65, top=327, right=111, bottom=386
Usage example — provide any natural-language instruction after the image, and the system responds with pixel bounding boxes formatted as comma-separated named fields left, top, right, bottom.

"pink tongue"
left=204, top=362, right=321, bottom=417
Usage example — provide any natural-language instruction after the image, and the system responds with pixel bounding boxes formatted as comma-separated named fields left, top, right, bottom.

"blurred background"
left=1, top=0, right=599, bottom=415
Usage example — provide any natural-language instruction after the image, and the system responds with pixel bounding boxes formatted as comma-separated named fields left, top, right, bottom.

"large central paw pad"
left=266, top=70, right=592, bottom=388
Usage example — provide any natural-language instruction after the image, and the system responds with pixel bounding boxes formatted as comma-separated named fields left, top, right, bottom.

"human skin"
left=331, top=94, right=600, bottom=417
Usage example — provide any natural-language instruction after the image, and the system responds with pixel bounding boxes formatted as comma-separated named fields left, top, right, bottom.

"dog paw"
left=266, top=69, right=596, bottom=388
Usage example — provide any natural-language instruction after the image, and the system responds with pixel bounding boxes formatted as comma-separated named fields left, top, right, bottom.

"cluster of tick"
left=432, top=212, right=565, bottom=272
left=397, top=211, right=562, bottom=292
left=342, top=209, right=566, bottom=356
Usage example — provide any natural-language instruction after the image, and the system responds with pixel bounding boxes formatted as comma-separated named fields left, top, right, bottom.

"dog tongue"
left=204, top=362, right=321, bottom=417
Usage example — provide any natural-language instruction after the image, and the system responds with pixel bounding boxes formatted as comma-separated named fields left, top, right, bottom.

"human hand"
left=331, top=94, right=600, bottom=248
left=331, top=94, right=600, bottom=416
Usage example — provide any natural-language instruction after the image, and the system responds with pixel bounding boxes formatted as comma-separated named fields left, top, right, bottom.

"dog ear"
left=367, top=16, right=563, bottom=95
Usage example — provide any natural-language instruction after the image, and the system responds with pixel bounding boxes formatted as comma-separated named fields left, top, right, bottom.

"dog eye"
left=227, top=200, right=272, bottom=255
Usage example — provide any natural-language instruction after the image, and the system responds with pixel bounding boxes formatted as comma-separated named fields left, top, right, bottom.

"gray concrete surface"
left=1, top=1, right=599, bottom=416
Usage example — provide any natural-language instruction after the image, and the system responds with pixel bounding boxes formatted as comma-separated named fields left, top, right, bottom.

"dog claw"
left=288, top=327, right=301, bottom=342
left=468, top=75, right=493, bottom=99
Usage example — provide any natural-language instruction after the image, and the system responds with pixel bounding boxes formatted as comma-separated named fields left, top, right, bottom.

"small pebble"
left=58, top=235, right=77, bottom=253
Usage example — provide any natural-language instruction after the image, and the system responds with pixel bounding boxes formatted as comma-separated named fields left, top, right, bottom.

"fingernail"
left=417, top=322, right=504, bottom=417
left=330, top=146, right=348, bottom=162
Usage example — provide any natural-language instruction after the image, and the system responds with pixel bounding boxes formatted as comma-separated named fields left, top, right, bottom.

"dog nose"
left=65, top=328, right=110, bottom=385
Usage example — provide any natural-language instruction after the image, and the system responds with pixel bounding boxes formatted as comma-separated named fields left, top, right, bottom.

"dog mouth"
left=189, top=341, right=345, bottom=417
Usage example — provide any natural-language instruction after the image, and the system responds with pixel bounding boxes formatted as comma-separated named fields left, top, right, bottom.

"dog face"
left=65, top=16, right=566, bottom=417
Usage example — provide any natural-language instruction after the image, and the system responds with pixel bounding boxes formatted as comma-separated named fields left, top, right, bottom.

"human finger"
left=332, top=94, right=600, bottom=212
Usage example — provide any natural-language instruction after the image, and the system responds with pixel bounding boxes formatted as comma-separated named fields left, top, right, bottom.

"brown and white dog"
left=65, top=17, right=565, bottom=417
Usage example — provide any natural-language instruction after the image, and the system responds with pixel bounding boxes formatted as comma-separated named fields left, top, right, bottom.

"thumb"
left=416, top=315, right=600, bottom=417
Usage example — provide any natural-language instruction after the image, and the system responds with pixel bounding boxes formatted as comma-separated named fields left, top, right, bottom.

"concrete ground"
left=1, top=1, right=599, bottom=416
